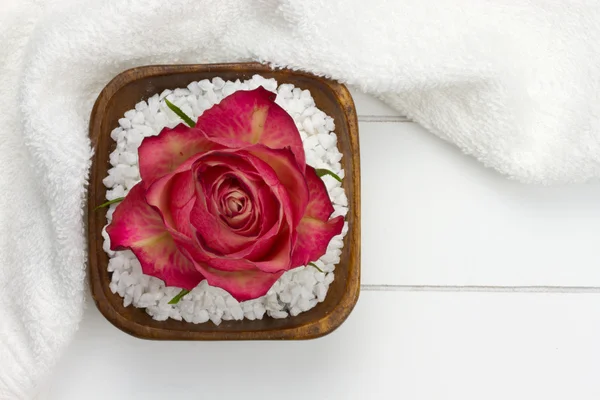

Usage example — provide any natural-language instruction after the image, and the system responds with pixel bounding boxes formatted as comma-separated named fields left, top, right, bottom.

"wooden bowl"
left=88, top=63, right=360, bottom=340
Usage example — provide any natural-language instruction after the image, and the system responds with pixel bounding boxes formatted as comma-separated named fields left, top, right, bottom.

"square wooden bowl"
left=88, top=63, right=360, bottom=340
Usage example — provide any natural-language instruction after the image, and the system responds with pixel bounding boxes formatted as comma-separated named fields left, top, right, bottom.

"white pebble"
left=124, top=110, right=136, bottom=120
left=315, top=283, right=327, bottom=302
left=336, top=192, right=348, bottom=207
left=127, top=129, right=144, bottom=146
left=209, top=314, right=222, bottom=326
left=303, top=135, right=319, bottom=150
left=132, top=112, right=144, bottom=124
left=278, top=83, right=293, bottom=99
left=102, top=175, right=115, bottom=188
left=302, top=107, right=317, bottom=118
left=202, top=294, right=214, bottom=309
left=317, top=133, right=336, bottom=150
left=314, top=271, right=325, bottom=282
left=111, top=269, right=121, bottom=283
left=311, top=112, right=326, bottom=128
left=253, top=303, right=266, bottom=319
left=279, top=291, right=292, bottom=304
left=324, top=273, right=335, bottom=285
left=325, top=117, right=335, bottom=131
left=135, top=101, right=148, bottom=111
left=205, top=89, right=218, bottom=105
left=110, top=127, right=123, bottom=141
left=215, top=296, right=226, bottom=309
left=122, top=166, right=139, bottom=179
left=109, top=151, right=119, bottom=167
left=327, top=152, right=343, bottom=164
left=118, top=118, right=131, bottom=129
left=322, top=175, right=338, bottom=191
left=103, top=75, right=348, bottom=326
left=135, top=125, right=155, bottom=137
left=270, top=310, right=288, bottom=319
left=148, top=95, right=159, bottom=112
left=222, top=83, right=236, bottom=97
left=174, top=88, right=190, bottom=97
left=119, top=152, right=137, bottom=165
left=321, top=251, right=340, bottom=265
left=187, top=81, right=201, bottom=95
left=222, top=310, right=233, bottom=321
left=198, top=79, right=213, bottom=91
left=302, top=118, right=315, bottom=135
left=314, top=145, right=326, bottom=158
left=300, top=89, right=315, bottom=107
left=297, top=297, right=311, bottom=312
left=230, top=306, right=244, bottom=320
left=106, top=185, right=124, bottom=200
left=212, top=77, right=225, bottom=90
left=107, top=257, right=123, bottom=272
left=193, top=309, right=210, bottom=324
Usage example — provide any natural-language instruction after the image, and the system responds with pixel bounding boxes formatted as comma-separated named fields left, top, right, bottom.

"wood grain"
left=88, top=63, right=360, bottom=340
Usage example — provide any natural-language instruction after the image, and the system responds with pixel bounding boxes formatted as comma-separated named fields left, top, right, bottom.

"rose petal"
left=138, top=123, right=220, bottom=188
left=178, top=205, right=291, bottom=274
left=189, top=181, right=255, bottom=255
left=291, top=216, right=344, bottom=267
left=290, top=167, right=344, bottom=266
left=195, top=87, right=306, bottom=170
left=106, top=183, right=203, bottom=290
left=252, top=223, right=295, bottom=273
left=168, top=171, right=196, bottom=238
left=302, top=166, right=335, bottom=220
left=189, top=150, right=286, bottom=254
left=244, top=145, right=309, bottom=227
left=145, top=156, right=199, bottom=237
left=194, top=262, right=283, bottom=302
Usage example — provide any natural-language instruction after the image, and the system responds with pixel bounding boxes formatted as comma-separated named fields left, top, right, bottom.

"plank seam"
left=361, top=284, right=600, bottom=293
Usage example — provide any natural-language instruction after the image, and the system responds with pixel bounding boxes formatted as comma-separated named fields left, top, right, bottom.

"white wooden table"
left=43, top=90, right=600, bottom=400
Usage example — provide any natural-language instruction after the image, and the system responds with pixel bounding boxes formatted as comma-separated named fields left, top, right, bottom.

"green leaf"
left=309, top=262, right=323, bottom=273
left=168, top=289, right=190, bottom=305
left=94, top=197, right=124, bottom=210
left=315, top=168, right=342, bottom=183
left=164, top=98, right=196, bottom=128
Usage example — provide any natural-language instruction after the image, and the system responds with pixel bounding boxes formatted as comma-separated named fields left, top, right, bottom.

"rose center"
left=215, top=176, right=253, bottom=222
left=226, top=194, right=246, bottom=215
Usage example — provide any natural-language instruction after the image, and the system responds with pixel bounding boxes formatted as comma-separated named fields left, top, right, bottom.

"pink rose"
left=107, top=88, right=344, bottom=301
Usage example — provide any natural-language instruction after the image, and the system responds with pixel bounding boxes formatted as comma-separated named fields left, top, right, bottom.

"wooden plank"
left=360, top=121, right=600, bottom=286
left=44, top=291, right=600, bottom=400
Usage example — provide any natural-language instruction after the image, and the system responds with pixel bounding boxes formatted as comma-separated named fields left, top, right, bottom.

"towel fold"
left=2, top=0, right=600, bottom=397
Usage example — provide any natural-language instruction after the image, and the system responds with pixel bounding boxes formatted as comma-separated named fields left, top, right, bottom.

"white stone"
left=187, top=81, right=201, bottom=95
left=118, top=118, right=131, bottom=129
left=302, top=118, right=315, bottom=135
left=317, top=133, right=336, bottom=150
left=325, top=117, right=335, bottom=131
left=324, top=273, right=335, bottom=285
left=103, top=75, right=349, bottom=325
left=315, top=283, right=327, bottom=302
left=132, top=112, right=144, bottom=124
left=193, top=309, right=210, bottom=324
left=270, top=310, right=288, bottom=319
left=212, top=77, right=225, bottom=90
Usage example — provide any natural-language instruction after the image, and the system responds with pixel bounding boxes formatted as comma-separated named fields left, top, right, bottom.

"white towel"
left=1, top=0, right=599, bottom=397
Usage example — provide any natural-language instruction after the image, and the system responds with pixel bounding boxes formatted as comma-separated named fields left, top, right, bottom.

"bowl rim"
left=88, top=62, right=360, bottom=340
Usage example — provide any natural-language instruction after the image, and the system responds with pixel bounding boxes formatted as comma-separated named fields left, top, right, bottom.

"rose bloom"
left=107, top=87, right=343, bottom=301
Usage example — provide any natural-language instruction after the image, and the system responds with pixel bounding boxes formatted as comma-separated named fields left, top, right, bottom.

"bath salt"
left=102, top=75, right=349, bottom=325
